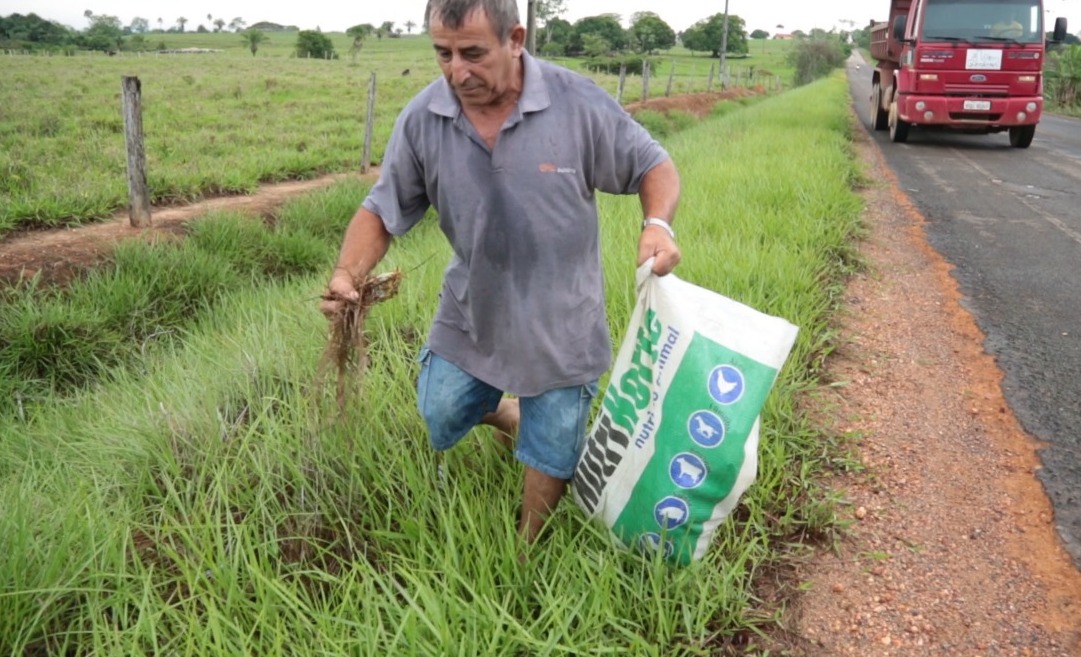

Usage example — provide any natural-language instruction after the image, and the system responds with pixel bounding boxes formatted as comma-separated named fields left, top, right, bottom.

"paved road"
left=846, top=53, right=1081, bottom=568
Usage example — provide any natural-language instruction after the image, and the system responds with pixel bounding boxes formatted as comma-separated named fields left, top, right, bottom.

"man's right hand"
left=320, top=268, right=360, bottom=318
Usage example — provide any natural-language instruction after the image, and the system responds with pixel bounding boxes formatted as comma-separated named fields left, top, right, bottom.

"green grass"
left=0, top=72, right=862, bottom=655
left=0, top=180, right=371, bottom=416
left=0, top=34, right=793, bottom=236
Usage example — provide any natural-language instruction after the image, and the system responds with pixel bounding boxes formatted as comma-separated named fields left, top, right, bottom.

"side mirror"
left=1053, top=17, right=1067, bottom=42
left=893, top=15, right=908, bottom=42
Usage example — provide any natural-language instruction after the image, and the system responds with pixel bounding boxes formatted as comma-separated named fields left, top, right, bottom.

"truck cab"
left=869, top=0, right=1067, bottom=147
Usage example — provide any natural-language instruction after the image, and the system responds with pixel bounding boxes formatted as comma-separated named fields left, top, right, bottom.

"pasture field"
left=0, top=31, right=793, bottom=235
left=0, top=72, right=862, bottom=655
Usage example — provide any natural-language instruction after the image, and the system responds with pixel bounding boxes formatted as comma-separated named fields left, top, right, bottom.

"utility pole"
left=527, top=0, right=537, bottom=54
left=719, top=0, right=730, bottom=84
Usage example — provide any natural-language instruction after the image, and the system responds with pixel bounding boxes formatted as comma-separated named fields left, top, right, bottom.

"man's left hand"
left=637, top=226, right=681, bottom=276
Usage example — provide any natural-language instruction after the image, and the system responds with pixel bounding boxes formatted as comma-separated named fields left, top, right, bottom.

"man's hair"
left=424, top=0, right=520, bottom=42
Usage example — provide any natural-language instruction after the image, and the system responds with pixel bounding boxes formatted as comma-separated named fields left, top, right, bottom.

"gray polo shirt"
left=363, top=51, right=669, bottom=397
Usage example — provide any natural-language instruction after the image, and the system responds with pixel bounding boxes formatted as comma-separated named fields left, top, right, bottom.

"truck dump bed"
left=869, top=21, right=893, bottom=62
left=869, top=0, right=912, bottom=64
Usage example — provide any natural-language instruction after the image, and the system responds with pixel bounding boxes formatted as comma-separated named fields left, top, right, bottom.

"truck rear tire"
left=870, top=82, right=889, bottom=131
left=1009, top=125, right=1035, bottom=148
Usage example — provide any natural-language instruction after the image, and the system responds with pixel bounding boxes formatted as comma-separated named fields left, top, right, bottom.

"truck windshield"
left=922, top=0, right=1043, bottom=44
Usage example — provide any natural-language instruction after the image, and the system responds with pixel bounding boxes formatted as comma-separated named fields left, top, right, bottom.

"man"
left=321, top=0, right=681, bottom=544
left=990, top=12, right=1024, bottom=39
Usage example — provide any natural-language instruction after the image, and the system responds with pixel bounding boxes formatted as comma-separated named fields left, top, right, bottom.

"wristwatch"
left=642, top=217, right=675, bottom=239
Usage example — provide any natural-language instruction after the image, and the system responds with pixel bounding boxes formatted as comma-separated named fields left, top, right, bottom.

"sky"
left=5, top=0, right=1080, bottom=36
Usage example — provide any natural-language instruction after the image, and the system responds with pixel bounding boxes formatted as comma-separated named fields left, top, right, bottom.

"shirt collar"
left=428, top=50, right=550, bottom=118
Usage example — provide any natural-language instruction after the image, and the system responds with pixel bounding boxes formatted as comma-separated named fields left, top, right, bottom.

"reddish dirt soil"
left=624, top=87, right=763, bottom=117
left=0, top=173, right=365, bottom=286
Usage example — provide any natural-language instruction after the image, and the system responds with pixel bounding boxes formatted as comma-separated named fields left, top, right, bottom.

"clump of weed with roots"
left=318, top=270, right=402, bottom=411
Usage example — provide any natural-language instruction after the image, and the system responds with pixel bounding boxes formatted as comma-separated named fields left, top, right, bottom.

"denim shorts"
left=416, top=346, right=598, bottom=480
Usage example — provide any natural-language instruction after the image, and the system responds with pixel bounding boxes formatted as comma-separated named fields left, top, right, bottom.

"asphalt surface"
left=846, top=53, right=1081, bottom=569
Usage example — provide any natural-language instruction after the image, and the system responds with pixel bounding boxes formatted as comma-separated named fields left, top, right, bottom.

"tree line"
left=0, top=9, right=759, bottom=58
left=0, top=12, right=251, bottom=53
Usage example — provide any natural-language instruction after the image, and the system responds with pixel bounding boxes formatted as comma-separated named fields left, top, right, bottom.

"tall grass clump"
left=0, top=183, right=369, bottom=417
left=600, top=71, right=863, bottom=556
left=1046, top=43, right=1081, bottom=114
left=1, top=73, right=865, bottom=655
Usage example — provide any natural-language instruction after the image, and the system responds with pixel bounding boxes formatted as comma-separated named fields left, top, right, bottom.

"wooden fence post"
left=707, top=63, right=715, bottom=92
left=641, top=60, right=650, bottom=103
left=665, top=62, right=675, bottom=97
left=362, top=72, right=377, bottom=174
left=121, top=76, right=151, bottom=227
left=616, top=64, right=626, bottom=104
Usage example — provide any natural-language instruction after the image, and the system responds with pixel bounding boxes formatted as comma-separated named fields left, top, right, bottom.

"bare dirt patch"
left=624, top=87, right=763, bottom=118
left=769, top=121, right=1081, bottom=655
left=0, top=173, right=369, bottom=286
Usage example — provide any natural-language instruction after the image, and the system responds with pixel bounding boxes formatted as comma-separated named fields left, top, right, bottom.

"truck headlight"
left=1026, top=102, right=1037, bottom=112
left=1017, top=112, right=1027, bottom=121
left=916, top=101, right=926, bottom=111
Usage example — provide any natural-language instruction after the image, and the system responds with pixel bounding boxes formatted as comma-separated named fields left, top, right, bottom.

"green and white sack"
left=573, top=262, right=799, bottom=564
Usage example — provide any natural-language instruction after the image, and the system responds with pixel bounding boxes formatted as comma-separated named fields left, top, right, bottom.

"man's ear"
left=509, top=24, right=526, bottom=53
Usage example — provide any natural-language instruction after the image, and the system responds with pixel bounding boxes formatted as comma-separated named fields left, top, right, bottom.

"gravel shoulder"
left=775, top=120, right=1081, bottom=656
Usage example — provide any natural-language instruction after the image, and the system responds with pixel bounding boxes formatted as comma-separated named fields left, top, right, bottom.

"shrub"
left=582, top=55, right=655, bottom=76
left=787, top=38, right=847, bottom=86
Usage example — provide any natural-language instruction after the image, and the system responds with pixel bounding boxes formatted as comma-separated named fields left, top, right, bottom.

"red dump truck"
left=868, top=0, right=1067, bottom=147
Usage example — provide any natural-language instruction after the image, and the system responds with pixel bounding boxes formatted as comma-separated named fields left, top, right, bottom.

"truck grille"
left=947, top=112, right=1003, bottom=122
left=945, top=84, right=1010, bottom=97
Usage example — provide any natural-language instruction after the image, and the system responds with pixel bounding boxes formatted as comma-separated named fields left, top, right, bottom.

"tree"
left=213, top=18, right=225, bottom=32
left=629, top=12, right=675, bottom=54
left=536, top=0, right=567, bottom=44
left=570, top=14, right=625, bottom=55
left=82, top=14, right=123, bottom=51
left=750, top=29, right=769, bottom=39
left=346, top=23, right=373, bottom=58
left=681, top=13, right=748, bottom=57
left=229, top=17, right=246, bottom=32
left=156, top=17, right=162, bottom=31
left=581, top=33, right=610, bottom=57
left=239, top=28, right=267, bottom=56
left=0, top=13, right=74, bottom=49
left=296, top=29, right=335, bottom=58
left=176, top=17, right=187, bottom=32
left=347, top=23, right=375, bottom=38
left=538, top=17, right=573, bottom=51
left=129, top=17, right=149, bottom=34
left=378, top=21, right=394, bottom=39
left=404, top=20, right=416, bottom=34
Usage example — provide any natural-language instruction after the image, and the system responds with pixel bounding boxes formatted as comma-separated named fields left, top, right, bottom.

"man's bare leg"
left=480, top=398, right=566, bottom=543
left=519, top=467, right=567, bottom=543
left=481, top=397, right=519, bottom=452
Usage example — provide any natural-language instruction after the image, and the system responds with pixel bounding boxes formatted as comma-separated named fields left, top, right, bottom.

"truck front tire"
left=1009, top=125, right=1035, bottom=148
left=889, top=98, right=910, bottom=143
left=870, top=82, right=889, bottom=131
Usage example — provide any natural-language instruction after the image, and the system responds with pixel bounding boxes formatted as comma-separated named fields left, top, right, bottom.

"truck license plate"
left=963, top=100, right=991, bottom=111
